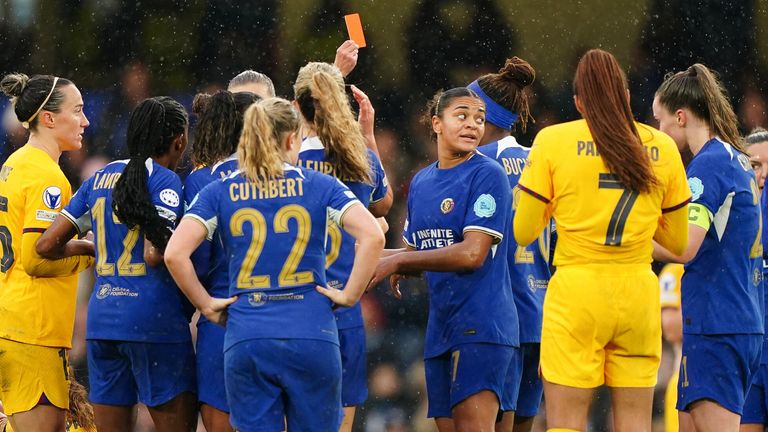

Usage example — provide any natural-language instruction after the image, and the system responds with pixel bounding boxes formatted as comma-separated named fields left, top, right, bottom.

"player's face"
left=747, top=140, right=768, bottom=191
left=49, top=84, right=89, bottom=152
left=168, top=127, right=189, bottom=171
left=652, top=96, right=685, bottom=151
left=433, top=96, right=486, bottom=155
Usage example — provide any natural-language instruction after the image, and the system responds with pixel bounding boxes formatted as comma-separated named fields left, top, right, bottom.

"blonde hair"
left=293, top=62, right=371, bottom=183
left=238, top=97, right=299, bottom=183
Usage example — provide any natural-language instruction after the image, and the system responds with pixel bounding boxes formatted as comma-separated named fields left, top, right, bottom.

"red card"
left=344, top=13, right=366, bottom=48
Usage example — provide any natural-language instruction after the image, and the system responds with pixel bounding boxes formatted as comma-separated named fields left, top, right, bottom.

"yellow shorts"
left=541, top=263, right=661, bottom=388
left=665, top=371, right=679, bottom=432
left=0, top=337, right=69, bottom=415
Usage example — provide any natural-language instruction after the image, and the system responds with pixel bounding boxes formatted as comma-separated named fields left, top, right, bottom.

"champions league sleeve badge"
left=473, top=194, right=496, bottom=218
left=42, top=186, right=62, bottom=209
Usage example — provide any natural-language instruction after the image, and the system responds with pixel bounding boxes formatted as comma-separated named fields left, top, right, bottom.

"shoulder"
left=185, top=166, right=212, bottom=183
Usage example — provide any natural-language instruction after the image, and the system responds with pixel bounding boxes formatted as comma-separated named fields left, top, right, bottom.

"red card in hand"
left=344, top=13, right=366, bottom=48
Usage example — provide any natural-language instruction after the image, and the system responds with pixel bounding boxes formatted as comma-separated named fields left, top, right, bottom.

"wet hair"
left=0, top=73, right=74, bottom=130
left=238, top=97, right=299, bottom=183
left=66, top=369, right=95, bottom=431
left=746, top=127, right=768, bottom=147
left=656, top=63, right=744, bottom=153
left=228, top=70, right=276, bottom=97
left=112, top=97, right=188, bottom=251
left=293, top=62, right=371, bottom=183
left=476, top=56, right=535, bottom=132
left=422, top=87, right=483, bottom=140
left=191, top=90, right=260, bottom=166
left=573, top=49, right=656, bottom=194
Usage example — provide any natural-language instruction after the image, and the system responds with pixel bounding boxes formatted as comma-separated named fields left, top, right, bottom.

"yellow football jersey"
left=518, top=119, right=690, bottom=266
left=659, top=263, right=684, bottom=309
left=0, top=145, right=78, bottom=348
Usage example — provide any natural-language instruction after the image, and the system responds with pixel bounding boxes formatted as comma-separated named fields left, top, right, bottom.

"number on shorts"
left=451, top=350, right=460, bottom=383
left=681, top=355, right=689, bottom=388
left=598, top=173, right=639, bottom=246
left=58, top=349, right=69, bottom=380
left=0, top=225, right=14, bottom=273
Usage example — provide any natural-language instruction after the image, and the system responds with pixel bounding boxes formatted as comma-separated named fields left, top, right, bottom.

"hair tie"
left=21, top=76, right=59, bottom=129
left=467, top=80, right=519, bottom=130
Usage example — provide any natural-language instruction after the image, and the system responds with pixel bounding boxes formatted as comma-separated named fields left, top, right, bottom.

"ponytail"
left=294, top=62, right=371, bottom=183
left=656, top=64, right=743, bottom=153
left=238, top=98, right=298, bottom=183
left=112, top=97, right=188, bottom=251
left=573, top=49, right=657, bottom=194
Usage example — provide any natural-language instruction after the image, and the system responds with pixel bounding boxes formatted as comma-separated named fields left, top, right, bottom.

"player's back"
left=0, top=145, right=78, bottom=347
left=187, top=164, right=361, bottom=350
left=63, top=159, right=191, bottom=343
left=296, top=136, right=388, bottom=328
left=522, top=119, right=688, bottom=266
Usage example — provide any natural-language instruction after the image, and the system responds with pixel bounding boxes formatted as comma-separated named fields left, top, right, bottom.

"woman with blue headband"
left=470, top=56, right=548, bottom=432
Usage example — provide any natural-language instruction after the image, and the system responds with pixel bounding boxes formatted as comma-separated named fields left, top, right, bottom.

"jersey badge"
left=43, top=186, right=62, bottom=209
left=688, top=177, right=704, bottom=202
left=754, top=267, right=763, bottom=287
left=473, top=194, right=496, bottom=218
left=159, top=188, right=180, bottom=208
left=440, top=198, right=454, bottom=214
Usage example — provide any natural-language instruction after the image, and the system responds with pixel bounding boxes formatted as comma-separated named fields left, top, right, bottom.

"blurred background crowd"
left=1, top=1, right=767, bottom=430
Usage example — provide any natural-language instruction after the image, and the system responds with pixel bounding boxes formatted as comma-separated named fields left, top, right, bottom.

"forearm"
left=394, top=240, right=487, bottom=273
left=654, top=207, right=689, bottom=257
left=24, top=232, right=93, bottom=277
left=381, top=247, right=406, bottom=258
left=166, top=256, right=214, bottom=312
left=343, top=237, right=383, bottom=304
left=652, top=240, right=686, bottom=264
left=514, top=192, right=550, bottom=246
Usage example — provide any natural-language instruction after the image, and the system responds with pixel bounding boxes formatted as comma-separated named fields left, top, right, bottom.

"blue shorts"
left=742, top=363, right=768, bottom=424
left=425, top=343, right=519, bottom=418
left=514, top=343, right=543, bottom=418
left=677, top=333, right=761, bottom=415
left=87, top=339, right=196, bottom=407
left=196, top=321, right=228, bottom=413
left=339, top=326, right=367, bottom=407
left=225, top=339, right=342, bottom=432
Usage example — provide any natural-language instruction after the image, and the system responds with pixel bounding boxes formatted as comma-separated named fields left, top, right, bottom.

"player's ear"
left=431, top=115, right=442, bottom=135
left=573, top=95, right=585, bottom=116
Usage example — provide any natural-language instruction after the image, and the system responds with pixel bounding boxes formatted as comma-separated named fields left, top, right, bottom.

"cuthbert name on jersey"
left=577, top=140, right=660, bottom=161
left=230, top=178, right=305, bottom=201
left=411, top=228, right=455, bottom=249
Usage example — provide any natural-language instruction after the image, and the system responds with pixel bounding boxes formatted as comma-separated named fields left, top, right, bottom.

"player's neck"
left=687, top=127, right=715, bottom=156
left=479, top=126, right=509, bottom=146
left=26, top=134, right=62, bottom=163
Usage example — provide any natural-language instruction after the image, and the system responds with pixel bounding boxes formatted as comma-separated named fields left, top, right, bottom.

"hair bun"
left=0, top=73, right=30, bottom=98
left=192, top=93, right=212, bottom=116
left=499, top=57, right=535, bottom=88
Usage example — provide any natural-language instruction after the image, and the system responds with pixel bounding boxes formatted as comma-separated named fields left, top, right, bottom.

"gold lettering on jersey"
left=218, top=169, right=235, bottom=178
left=0, top=166, right=12, bottom=182
left=298, top=160, right=357, bottom=182
left=577, top=140, right=600, bottom=157
left=501, top=157, right=526, bottom=176
left=229, top=178, right=305, bottom=201
left=93, top=172, right=122, bottom=191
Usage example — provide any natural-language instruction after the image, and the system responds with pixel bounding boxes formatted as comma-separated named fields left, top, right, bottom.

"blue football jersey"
left=403, top=152, right=518, bottom=358
left=761, top=185, right=768, bottom=362
left=183, top=155, right=239, bottom=324
left=682, top=138, right=763, bottom=335
left=62, top=159, right=191, bottom=342
left=185, top=163, right=361, bottom=350
left=478, top=136, right=550, bottom=344
left=297, top=136, right=388, bottom=329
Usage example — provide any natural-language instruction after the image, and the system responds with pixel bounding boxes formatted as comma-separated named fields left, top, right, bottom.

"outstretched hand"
left=334, top=40, right=359, bottom=77
left=316, top=285, right=355, bottom=308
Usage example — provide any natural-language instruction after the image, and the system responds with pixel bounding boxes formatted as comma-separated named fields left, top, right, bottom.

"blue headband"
left=467, top=80, right=519, bottom=130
